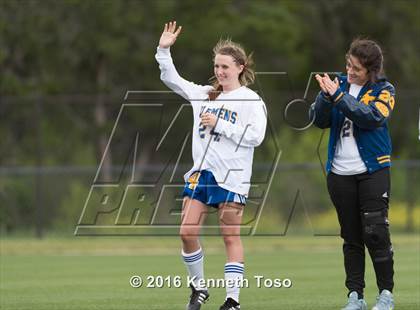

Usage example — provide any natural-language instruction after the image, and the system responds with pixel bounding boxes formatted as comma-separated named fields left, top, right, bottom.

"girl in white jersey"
left=155, top=21, right=267, bottom=310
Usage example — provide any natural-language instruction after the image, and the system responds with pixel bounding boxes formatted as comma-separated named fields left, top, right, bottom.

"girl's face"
left=346, top=55, right=369, bottom=86
left=214, top=54, right=244, bottom=89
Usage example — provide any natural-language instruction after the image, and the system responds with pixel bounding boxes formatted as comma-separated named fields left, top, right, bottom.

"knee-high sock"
left=225, top=262, right=244, bottom=303
left=182, top=248, right=206, bottom=290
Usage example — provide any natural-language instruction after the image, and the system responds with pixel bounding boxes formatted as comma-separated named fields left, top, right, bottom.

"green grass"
left=1, top=235, right=419, bottom=309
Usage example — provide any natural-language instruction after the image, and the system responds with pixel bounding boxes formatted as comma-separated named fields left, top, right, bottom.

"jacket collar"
left=339, top=75, right=373, bottom=100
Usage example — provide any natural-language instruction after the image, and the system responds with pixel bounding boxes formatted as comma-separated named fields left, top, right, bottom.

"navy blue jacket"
left=310, top=75, right=395, bottom=174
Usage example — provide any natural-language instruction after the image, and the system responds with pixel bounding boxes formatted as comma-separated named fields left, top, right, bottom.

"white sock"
left=224, top=262, right=244, bottom=303
left=182, top=248, right=206, bottom=290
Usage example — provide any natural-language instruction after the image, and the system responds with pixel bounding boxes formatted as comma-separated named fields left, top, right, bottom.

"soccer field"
left=1, top=235, right=419, bottom=310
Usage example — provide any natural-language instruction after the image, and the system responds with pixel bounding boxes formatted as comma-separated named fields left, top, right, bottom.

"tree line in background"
left=0, top=0, right=419, bottom=236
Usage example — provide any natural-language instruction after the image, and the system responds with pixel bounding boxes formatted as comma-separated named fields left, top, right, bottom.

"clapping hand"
left=315, top=73, right=339, bottom=96
left=159, top=21, right=182, bottom=48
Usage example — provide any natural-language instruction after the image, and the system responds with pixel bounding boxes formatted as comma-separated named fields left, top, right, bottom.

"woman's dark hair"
left=347, top=38, right=384, bottom=82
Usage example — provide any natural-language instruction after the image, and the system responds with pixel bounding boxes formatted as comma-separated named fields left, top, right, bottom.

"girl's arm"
left=155, top=22, right=212, bottom=101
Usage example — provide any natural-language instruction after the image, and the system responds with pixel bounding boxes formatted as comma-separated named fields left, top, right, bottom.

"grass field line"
left=1, top=234, right=418, bottom=256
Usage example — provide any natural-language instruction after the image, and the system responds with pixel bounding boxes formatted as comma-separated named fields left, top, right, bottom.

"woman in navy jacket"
left=311, top=39, right=395, bottom=310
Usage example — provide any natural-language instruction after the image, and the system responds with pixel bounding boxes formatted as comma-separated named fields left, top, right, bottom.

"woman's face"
left=214, top=54, right=244, bottom=89
left=346, top=55, right=369, bottom=85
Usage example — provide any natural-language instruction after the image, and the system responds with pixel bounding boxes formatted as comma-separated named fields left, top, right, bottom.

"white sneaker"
left=342, top=291, right=368, bottom=310
left=372, top=290, right=394, bottom=310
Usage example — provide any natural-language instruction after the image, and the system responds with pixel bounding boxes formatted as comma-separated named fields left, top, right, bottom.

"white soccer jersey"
left=331, top=83, right=367, bottom=175
left=155, top=47, right=267, bottom=196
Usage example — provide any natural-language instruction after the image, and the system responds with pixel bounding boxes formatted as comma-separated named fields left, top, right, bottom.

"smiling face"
left=214, top=54, right=244, bottom=91
left=346, top=54, right=369, bottom=86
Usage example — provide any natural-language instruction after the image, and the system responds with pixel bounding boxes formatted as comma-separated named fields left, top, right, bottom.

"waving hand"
left=159, top=21, right=182, bottom=48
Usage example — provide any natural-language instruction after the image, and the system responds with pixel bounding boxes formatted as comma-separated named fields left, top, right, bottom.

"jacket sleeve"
left=310, top=91, right=333, bottom=129
left=329, top=84, right=396, bottom=129
left=213, top=101, right=267, bottom=147
left=155, top=47, right=212, bottom=101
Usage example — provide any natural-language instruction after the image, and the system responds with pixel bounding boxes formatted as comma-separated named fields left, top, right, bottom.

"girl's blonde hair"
left=208, top=39, right=255, bottom=100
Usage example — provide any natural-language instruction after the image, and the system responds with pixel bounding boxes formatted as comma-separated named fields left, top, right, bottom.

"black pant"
left=327, top=167, right=394, bottom=298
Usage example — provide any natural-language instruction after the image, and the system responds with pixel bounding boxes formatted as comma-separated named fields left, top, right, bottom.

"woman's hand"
left=201, top=113, right=218, bottom=128
left=316, top=74, right=339, bottom=96
left=322, top=74, right=340, bottom=96
left=159, top=21, right=182, bottom=48
left=315, top=74, right=328, bottom=93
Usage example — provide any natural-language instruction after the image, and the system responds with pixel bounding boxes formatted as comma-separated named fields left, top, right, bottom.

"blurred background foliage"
left=0, top=0, right=419, bottom=237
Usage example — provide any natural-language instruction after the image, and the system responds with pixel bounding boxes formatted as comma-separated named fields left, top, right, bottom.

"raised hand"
left=315, top=74, right=328, bottom=93
left=159, top=21, right=182, bottom=48
left=322, top=74, right=339, bottom=96
left=316, top=74, right=339, bottom=96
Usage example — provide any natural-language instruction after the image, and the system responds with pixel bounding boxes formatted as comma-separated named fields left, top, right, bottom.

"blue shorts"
left=182, top=170, right=247, bottom=208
